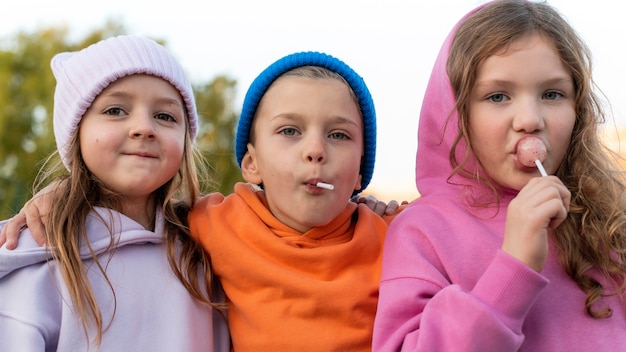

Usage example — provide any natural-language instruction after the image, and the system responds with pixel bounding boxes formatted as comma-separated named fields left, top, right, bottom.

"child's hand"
left=0, top=209, right=27, bottom=249
left=502, top=176, right=570, bottom=272
left=351, top=195, right=404, bottom=216
left=0, top=190, right=52, bottom=249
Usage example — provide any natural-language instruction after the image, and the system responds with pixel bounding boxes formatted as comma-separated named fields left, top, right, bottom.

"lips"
left=124, top=151, right=158, bottom=158
left=306, top=178, right=326, bottom=187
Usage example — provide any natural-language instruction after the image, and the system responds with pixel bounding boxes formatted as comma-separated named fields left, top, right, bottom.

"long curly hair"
left=447, top=0, right=626, bottom=318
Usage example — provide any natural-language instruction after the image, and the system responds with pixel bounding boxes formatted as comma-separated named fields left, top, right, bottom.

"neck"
left=121, top=196, right=156, bottom=230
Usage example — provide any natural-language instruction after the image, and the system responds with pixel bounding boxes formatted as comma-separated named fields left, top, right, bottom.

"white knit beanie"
left=51, top=35, right=198, bottom=170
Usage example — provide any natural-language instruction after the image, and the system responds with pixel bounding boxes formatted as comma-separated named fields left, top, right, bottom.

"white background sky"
left=2, top=0, right=624, bottom=201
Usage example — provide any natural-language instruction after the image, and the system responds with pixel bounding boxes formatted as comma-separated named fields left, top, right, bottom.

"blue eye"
left=329, top=132, right=349, bottom=140
left=488, top=93, right=508, bottom=103
left=279, top=127, right=298, bottom=136
left=543, top=91, right=563, bottom=100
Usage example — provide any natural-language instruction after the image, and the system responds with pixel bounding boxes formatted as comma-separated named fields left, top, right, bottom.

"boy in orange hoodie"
left=188, top=51, right=401, bottom=351
left=1, top=51, right=403, bottom=351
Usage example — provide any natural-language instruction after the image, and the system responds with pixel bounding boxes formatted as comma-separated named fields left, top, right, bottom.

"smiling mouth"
left=126, top=152, right=157, bottom=158
left=124, top=153, right=158, bottom=160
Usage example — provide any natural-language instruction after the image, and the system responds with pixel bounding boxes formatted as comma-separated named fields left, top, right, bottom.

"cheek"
left=78, top=130, right=101, bottom=160
left=166, top=129, right=187, bottom=153
left=169, top=141, right=186, bottom=161
left=550, top=111, right=576, bottom=159
left=552, top=129, right=574, bottom=161
left=337, top=153, right=364, bottom=187
left=468, top=127, right=491, bottom=160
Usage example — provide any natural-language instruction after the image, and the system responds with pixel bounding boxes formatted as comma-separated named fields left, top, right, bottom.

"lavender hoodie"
left=0, top=207, right=230, bottom=352
left=372, top=4, right=626, bottom=351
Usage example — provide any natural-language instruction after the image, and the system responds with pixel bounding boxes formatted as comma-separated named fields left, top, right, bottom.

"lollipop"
left=517, top=135, right=548, bottom=176
left=316, top=182, right=334, bottom=190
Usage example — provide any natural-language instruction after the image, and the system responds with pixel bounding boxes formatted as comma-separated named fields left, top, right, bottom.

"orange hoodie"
left=189, top=182, right=395, bottom=351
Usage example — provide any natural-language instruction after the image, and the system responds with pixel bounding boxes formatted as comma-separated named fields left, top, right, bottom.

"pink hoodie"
left=372, top=3, right=626, bottom=351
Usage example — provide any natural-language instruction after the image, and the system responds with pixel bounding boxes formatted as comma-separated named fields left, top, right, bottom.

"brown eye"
left=104, top=107, right=125, bottom=116
left=155, top=112, right=176, bottom=122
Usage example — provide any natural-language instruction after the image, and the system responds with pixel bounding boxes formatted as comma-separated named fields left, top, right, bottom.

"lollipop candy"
left=517, top=135, right=548, bottom=176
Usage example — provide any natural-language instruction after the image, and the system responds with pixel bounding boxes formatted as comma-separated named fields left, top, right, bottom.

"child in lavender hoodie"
left=0, top=35, right=229, bottom=351
left=373, top=0, right=626, bottom=350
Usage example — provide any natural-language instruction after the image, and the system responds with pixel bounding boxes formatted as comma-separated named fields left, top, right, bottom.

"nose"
left=129, top=113, right=156, bottom=140
left=303, top=134, right=326, bottom=163
left=512, top=98, right=545, bottom=133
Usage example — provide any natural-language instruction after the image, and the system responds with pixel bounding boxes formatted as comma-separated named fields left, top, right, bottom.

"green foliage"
left=194, top=75, right=244, bottom=196
left=0, top=22, right=242, bottom=219
left=0, top=27, right=76, bottom=217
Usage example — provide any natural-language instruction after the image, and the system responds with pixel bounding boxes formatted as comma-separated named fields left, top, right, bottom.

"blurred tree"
left=0, top=21, right=242, bottom=219
left=194, top=75, right=244, bottom=195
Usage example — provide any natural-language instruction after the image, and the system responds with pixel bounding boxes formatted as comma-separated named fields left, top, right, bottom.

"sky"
left=2, top=0, right=624, bottom=202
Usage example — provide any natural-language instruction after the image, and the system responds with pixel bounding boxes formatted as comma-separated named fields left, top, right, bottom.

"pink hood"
left=415, top=4, right=495, bottom=202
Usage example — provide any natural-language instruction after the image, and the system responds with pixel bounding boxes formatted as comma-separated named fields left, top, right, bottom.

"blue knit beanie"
left=235, top=51, right=376, bottom=194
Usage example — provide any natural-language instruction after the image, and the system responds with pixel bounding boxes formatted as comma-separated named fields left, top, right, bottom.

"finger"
left=525, top=182, right=570, bottom=230
left=385, top=200, right=400, bottom=215
left=1, top=210, right=28, bottom=250
left=546, top=195, right=570, bottom=229
left=0, top=224, right=7, bottom=247
left=350, top=195, right=365, bottom=204
left=556, top=183, right=571, bottom=213
left=373, top=201, right=388, bottom=216
left=27, top=203, right=48, bottom=246
left=358, top=195, right=387, bottom=216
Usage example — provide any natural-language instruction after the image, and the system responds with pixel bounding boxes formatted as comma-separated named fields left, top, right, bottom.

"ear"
left=354, top=174, right=362, bottom=192
left=241, top=143, right=263, bottom=184
left=353, top=155, right=364, bottom=192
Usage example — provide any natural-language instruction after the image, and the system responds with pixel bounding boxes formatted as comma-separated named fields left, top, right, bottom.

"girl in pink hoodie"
left=373, top=1, right=626, bottom=350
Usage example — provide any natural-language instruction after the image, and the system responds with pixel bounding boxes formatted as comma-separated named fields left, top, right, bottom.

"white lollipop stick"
left=316, top=182, right=334, bottom=190
left=534, top=159, right=548, bottom=177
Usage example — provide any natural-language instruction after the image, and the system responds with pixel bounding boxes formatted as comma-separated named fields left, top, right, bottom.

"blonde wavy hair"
left=447, top=0, right=626, bottom=318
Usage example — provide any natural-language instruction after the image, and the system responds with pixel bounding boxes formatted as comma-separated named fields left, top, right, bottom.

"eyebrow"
left=475, top=76, right=573, bottom=88
left=100, top=90, right=184, bottom=107
left=326, top=115, right=362, bottom=126
left=272, top=113, right=362, bottom=127
left=155, top=97, right=184, bottom=108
